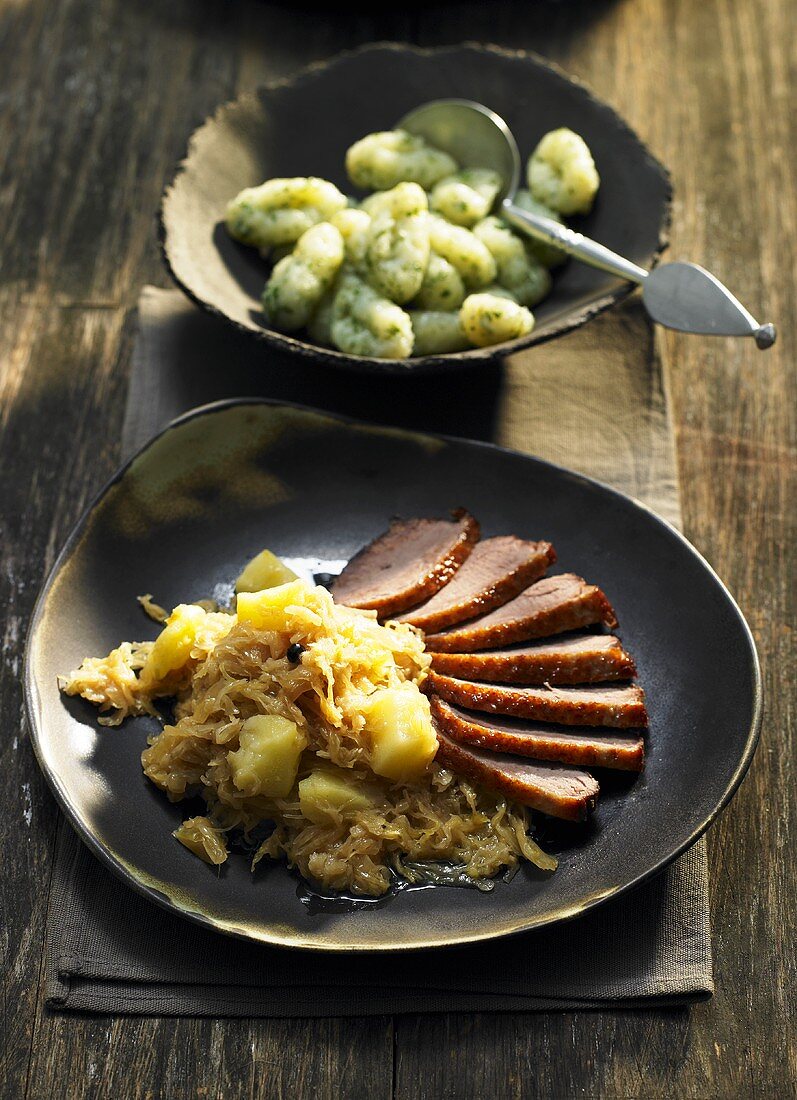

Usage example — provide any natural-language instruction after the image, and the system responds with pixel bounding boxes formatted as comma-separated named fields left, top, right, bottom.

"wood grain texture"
left=402, top=0, right=797, bottom=1096
left=0, top=2, right=399, bottom=1099
left=0, top=0, right=794, bottom=1096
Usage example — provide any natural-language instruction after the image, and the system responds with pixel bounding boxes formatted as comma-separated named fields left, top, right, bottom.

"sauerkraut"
left=60, top=576, right=555, bottom=895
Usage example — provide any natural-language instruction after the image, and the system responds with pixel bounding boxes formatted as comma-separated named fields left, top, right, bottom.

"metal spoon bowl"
left=400, top=99, right=775, bottom=349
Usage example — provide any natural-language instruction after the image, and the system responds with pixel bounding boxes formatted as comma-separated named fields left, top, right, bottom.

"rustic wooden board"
left=398, top=1, right=797, bottom=1096
left=1, top=0, right=794, bottom=1097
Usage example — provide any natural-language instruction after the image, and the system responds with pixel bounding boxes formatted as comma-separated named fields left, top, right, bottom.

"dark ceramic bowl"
left=160, top=43, right=671, bottom=375
left=26, top=400, right=761, bottom=950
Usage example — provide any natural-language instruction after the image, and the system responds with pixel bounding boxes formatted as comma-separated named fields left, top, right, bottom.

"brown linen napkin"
left=44, top=287, right=711, bottom=1015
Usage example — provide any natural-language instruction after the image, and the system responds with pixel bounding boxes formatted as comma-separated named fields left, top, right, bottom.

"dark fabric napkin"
left=44, top=288, right=712, bottom=1015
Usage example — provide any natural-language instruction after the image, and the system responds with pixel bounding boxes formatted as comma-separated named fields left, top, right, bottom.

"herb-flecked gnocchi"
left=345, top=130, right=457, bottom=191
left=430, top=168, right=502, bottom=228
left=362, top=183, right=430, bottom=304
left=460, top=293, right=535, bottom=347
left=261, top=222, right=345, bottom=331
left=225, top=177, right=347, bottom=252
left=473, top=217, right=552, bottom=308
left=330, top=270, right=414, bottom=359
left=225, top=124, right=600, bottom=358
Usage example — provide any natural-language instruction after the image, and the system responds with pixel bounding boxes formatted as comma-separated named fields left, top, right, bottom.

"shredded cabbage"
left=61, top=580, right=555, bottom=894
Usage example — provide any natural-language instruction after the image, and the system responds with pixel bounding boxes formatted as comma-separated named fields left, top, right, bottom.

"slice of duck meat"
left=426, top=671, right=648, bottom=728
left=430, top=633, right=636, bottom=685
left=434, top=724, right=599, bottom=821
left=332, top=509, right=480, bottom=617
left=424, top=573, right=617, bottom=652
left=431, top=696, right=645, bottom=772
left=396, top=536, right=556, bottom=633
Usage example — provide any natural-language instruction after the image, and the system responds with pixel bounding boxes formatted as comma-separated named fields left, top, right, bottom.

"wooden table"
left=2, top=1, right=794, bottom=1096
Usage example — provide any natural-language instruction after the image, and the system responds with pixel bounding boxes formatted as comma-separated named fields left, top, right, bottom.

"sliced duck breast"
left=430, top=633, right=636, bottom=685
left=332, top=509, right=479, bottom=617
left=396, top=536, right=556, bottom=632
left=434, top=725, right=599, bottom=821
left=426, top=671, right=648, bottom=728
left=430, top=696, right=645, bottom=772
left=425, top=573, right=617, bottom=652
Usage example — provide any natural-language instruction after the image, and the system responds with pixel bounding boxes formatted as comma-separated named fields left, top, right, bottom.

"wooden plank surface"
left=0, top=0, right=794, bottom=1097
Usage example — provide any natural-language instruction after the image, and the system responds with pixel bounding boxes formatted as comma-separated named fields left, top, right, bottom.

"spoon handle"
left=502, top=201, right=649, bottom=285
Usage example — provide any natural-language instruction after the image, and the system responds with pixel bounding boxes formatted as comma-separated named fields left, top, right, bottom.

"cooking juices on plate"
left=60, top=510, right=647, bottom=898
left=224, top=125, right=600, bottom=359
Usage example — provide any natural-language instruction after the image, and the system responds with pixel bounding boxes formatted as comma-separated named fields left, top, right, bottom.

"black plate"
left=161, top=43, right=671, bottom=375
left=25, top=400, right=760, bottom=951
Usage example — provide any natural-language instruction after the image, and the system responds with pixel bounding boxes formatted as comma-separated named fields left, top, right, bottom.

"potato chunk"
left=235, top=549, right=298, bottom=593
left=360, top=683, right=438, bottom=782
left=299, top=768, right=377, bottom=824
left=228, top=714, right=307, bottom=798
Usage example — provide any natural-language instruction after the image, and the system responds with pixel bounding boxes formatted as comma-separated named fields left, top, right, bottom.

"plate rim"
left=24, top=396, right=762, bottom=952
left=159, top=40, right=673, bottom=377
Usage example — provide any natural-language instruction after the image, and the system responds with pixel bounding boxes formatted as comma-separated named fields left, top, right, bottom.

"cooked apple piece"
left=235, top=549, right=298, bottom=593
left=361, top=683, right=438, bottom=782
left=236, top=579, right=313, bottom=631
left=299, top=767, right=377, bottom=824
left=228, top=714, right=307, bottom=798
left=142, top=603, right=232, bottom=685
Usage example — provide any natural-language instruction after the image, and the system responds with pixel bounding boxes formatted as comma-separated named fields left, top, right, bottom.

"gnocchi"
left=346, top=129, right=458, bottom=191
left=409, top=309, right=470, bottom=356
left=474, top=216, right=552, bottom=307
left=360, top=180, right=427, bottom=219
left=306, top=285, right=337, bottom=346
left=362, top=183, right=430, bottom=304
left=428, top=216, right=497, bottom=289
left=330, top=270, right=414, bottom=359
left=330, top=207, right=371, bottom=267
left=430, top=168, right=502, bottom=227
left=262, top=222, right=345, bottom=331
left=480, top=284, right=519, bottom=302
left=527, top=128, right=600, bottom=216
left=225, top=123, right=600, bottom=358
left=512, top=190, right=568, bottom=268
left=413, top=251, right=466, bottom=311
left=225, top=176, right=347, bottom=251
left=460, top=292, right=535, bottom=348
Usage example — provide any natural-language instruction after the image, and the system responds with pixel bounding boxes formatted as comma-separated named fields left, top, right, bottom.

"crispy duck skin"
left=430, top=696, right=645, bottom=772
left=430, top=633, right=636, bottom=685
left=396, top=537, right=556, bottom=633
left=424, top=573, right=618, bottom=652
left=426, top=671, right=648, bottom=728
left=332, top=509, right=480, bottom=618
left=434, top=724, right=600, bottom=821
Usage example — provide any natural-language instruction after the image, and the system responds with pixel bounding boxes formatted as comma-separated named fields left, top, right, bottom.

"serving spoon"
left=399, top=100, right=776, bottom=349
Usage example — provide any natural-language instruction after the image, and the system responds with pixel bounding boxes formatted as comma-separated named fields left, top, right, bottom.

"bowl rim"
left=159, top=41, right=673, bottom=376
left=25, top=396, right=761, bottom=952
